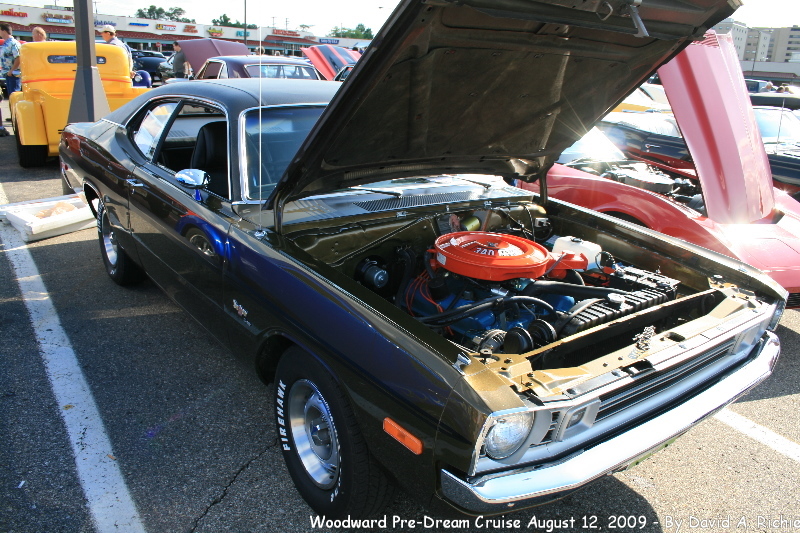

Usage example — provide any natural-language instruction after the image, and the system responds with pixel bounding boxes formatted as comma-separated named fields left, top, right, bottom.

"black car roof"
left=104, top=78, right=340, bottom=123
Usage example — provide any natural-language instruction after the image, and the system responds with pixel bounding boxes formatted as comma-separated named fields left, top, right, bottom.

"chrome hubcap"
left=189, top=233, right=215, bottom=257
left=288, top=379, right=339, bottom=489
left=101, top=212, right=118, bottom=267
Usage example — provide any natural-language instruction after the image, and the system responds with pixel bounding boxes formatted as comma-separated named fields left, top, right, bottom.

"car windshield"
left=244, top=64, right=320, bottom=80
left=243, top=106, right=325, bottom=200
left=754, top=108, right=800, bottom=144
left=557, top=127, right=626, bottom=164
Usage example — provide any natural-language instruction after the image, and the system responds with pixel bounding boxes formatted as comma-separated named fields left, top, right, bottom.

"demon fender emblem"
left=232, top=299, right=248, bottom=318
left=630, top=326, right=656, bottom=358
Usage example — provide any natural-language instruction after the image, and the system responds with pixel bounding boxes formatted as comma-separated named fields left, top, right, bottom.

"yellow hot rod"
left=10, top=41, right=149, bottom=167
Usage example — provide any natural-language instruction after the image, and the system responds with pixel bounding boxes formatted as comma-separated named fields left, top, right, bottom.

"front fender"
left=13, top=99, right=48, bottom=146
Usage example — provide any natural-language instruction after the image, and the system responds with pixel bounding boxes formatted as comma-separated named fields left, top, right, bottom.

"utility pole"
left=68, top=0, right=110, bottom=123
left=243, top=0, right=247, bottom=47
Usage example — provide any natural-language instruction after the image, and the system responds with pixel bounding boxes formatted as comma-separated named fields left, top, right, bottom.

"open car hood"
left=302, top=45, right=362, bottom=81
left=658, top=31, right=775, bottom=224
left=268, top=0, right=739, bottom=212
left=179, top=38, right=250, bottom=74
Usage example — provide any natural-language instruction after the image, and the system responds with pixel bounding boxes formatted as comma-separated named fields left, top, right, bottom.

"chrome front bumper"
left=440, top=331, right=780, bottom=514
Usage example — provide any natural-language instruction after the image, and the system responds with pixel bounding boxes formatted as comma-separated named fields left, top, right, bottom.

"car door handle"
left=645, top=144, right=660, bottom=151
left=126, top=178, right=145, bottom=192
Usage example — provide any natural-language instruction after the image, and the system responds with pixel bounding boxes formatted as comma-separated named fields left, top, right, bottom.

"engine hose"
left=424, top=250, right=438, bottom=280
left=394, top=248, right=416, bottom=308
left=553, top=298, right=603, bottom=336
left=562, top=269, right=585, bottom=286
left=417, top=295, right=556, bottom=326
left=522, top=280, right=627, bottom=299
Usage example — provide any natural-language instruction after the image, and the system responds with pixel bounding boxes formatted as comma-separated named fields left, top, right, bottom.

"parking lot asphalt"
left=0, top=98, right=798, bottom=533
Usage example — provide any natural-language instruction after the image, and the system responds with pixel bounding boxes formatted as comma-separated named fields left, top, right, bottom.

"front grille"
left=595, top=340, right=735, bottom=421
left=539, top=410, right=561, bottom=445
left=354, top=191, right=478, bottom=212
left=787, top=293, right=800, bottom=308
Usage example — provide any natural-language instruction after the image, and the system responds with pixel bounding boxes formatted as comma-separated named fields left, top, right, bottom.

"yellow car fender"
left=12, top=99, right=48, bottom=146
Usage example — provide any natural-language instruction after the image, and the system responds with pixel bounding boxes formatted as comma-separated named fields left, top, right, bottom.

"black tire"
left=14, top=122, right=48, bottom=168
left=275, top=347, right=394, bottom=518
left=97, top=200, right=145, bottom=285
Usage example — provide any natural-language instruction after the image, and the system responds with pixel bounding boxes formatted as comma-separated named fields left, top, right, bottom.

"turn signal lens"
left=383, top=418, right=423, bottom=455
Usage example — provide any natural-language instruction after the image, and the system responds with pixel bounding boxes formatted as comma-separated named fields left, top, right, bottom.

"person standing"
left=0, top=23, right=22, bottom=94
left=172, top=41, right=189, bottom=79
left=99, top=24, right=134, bottom=78
left=31, top=26, right=47, bottom=42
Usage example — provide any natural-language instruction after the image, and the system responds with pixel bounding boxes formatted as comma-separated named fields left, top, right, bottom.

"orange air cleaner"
left=433, top=232, right=588, bottom=281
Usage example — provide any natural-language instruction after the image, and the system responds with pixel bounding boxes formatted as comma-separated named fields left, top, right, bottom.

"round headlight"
left=484, top=411, right=534, bottom=459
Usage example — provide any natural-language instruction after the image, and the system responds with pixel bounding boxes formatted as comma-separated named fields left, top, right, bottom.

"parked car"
left=10, top=41, right=149, bottom=167
left=744, top=78, right=771, bottom=93
left=301, top=44, right=361, bottom=81
left=749, top=92, right=800, bottom=117
left=601, top=105, right=800, bottom=200
left=132, top=50, right=167, bottom=84
left=194, top=55, right=323, bottom=80
left=158, top=39, right=250, bottom=82
left=59, top=0, right=784, bottom=519
left=522, top=32, right=800, bottom=307
left=157, top=53, right=175, bottom=81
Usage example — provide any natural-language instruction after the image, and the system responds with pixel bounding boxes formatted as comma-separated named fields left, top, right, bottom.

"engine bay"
left=285, top=192, right=750, bottom=395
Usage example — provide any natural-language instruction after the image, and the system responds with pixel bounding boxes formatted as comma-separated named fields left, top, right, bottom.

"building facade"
left=0, top=3, right=369, bottom=54
left=758, top=26, right=800, bottom=63
left=743, top=28, right=770, bottom=63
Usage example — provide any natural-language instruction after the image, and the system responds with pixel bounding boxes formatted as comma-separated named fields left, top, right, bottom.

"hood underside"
left=270, top=0, right=739, bottom=208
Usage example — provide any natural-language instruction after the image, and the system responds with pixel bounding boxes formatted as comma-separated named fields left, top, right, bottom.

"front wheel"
left=97, top=200, right=145, bottom=285
left=275, top=347, right=393, bottom=518
left=14, top=123, right=48, bottom=168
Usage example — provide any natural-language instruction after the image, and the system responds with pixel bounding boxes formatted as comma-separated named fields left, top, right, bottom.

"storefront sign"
left=156, top=23, right=177, bottom=31
left=274, top=29, right=300, bottom=37
left=43, top=13, right=73, bottom=23
left=184, top=25, right=198, bottom=33
left=236, top=30, right=251, bottom=37
left=207, top=28, right=223, bottom=37
left=129, top=22, right=149, bottom=27
left=1, top=9, right=28, bottom=17
left=319, top=38, right=339, bottom=44
left=95, top=20, right=116, bottom=27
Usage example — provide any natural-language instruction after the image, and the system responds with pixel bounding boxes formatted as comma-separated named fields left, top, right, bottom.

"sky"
left=19, top=0, right=799, bottom=36
left=25, top=0, right=394, bottom=36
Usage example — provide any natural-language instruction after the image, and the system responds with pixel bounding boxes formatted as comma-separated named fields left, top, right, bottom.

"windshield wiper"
left=350, top=186, right=404, bottom=198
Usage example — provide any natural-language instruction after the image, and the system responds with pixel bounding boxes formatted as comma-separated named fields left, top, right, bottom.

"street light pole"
left=243, top=0, right=247, bottom=48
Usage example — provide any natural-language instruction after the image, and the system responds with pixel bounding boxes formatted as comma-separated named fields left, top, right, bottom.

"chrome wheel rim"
left=288, top=379, right=339, bottom=489
left=189, top=233, right=215, bottom=257
left=101, top=212, right=119, bottom=267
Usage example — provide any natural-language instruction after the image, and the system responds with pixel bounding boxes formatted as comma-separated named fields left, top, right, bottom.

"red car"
left=519, top=31, right=800, bottom=307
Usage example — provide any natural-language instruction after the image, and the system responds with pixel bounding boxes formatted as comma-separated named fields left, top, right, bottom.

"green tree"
left=135, top=5, right=194, bottom=22
left=211, top=14, right=256, bottom=29
left=327, top=24, right=373, bottom=39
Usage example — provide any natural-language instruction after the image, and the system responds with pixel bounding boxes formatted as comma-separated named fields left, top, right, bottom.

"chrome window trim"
left=237, top=103, right=328, bottom=202
left=120, top=95, right=231, bottom=201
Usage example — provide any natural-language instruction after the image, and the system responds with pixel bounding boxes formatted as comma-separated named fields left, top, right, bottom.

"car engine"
left=353, top=214, right=680, bottom=362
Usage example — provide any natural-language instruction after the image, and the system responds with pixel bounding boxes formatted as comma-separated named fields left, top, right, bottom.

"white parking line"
left=715, top=408, right=800, bottom=463
left=0, top=185, right=147, bottom=533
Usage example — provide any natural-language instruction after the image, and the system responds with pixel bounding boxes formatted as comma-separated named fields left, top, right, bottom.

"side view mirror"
left=176, top=169, right=208, bottom=188
left=176, top=169, right=208, bottom=200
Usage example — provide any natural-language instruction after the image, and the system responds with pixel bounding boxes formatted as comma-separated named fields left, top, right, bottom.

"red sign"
left=1, top=9, right=27, bottom=17
left=273, top=29, right=300, bottom=37
left=184, top=25, right=198, bottom=33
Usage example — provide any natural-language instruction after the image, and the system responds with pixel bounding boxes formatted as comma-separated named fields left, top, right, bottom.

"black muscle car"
left=59, top=0, right=785, bottom=519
